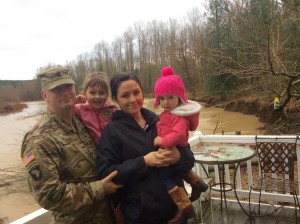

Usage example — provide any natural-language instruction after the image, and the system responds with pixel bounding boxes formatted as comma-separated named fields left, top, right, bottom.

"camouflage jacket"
left=21, top=109, right=113, bottom=224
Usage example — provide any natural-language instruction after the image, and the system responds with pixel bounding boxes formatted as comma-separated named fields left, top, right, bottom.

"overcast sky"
left=0, top=0, right=205, bottom=80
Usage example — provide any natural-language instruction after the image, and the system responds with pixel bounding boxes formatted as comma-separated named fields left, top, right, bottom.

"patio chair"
left=248, top=135, right=300, bottom=223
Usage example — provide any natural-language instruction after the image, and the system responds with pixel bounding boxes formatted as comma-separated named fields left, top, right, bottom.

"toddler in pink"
left=154, top=66, right=208, bottom=224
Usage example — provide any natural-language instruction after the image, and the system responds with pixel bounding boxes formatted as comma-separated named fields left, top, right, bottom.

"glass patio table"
left=194, top=145, right=256, bottom=223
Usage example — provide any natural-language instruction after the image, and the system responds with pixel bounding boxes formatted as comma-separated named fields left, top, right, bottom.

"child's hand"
left=154, top=136, right=163, bottom=147
left=76, top=94, right=86, bottom=104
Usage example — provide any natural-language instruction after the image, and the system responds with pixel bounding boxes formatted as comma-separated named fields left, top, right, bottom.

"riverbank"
left=0, top=150, right=40, bottom=224
left=0, top=103, right=28, bottom=114
left=198, top=96, right=300, bottom=135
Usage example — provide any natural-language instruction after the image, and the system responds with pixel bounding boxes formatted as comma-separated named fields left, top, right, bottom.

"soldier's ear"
left=41, top=90, right=48, bottom=102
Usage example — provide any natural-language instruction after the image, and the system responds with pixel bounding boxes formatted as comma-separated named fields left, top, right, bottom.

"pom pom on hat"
left=161, top=66, right=174, bottom=76
left=153, top=66, right=188, bottom=108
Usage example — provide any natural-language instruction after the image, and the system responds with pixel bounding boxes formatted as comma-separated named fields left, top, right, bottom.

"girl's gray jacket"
left=96, top=108, right=195, bottom=224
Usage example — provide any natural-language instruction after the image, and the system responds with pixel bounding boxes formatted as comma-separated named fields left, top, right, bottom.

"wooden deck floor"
left=13, top=198, right=299, bottom=224
left=190, top=198, right=300, bottom=224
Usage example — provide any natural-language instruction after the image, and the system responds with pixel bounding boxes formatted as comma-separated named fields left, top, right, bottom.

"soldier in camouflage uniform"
left=21, top=66, right=122, bottom=224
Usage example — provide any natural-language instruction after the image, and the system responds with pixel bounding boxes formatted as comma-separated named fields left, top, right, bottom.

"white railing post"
left=235, top=163, right=241, bottom=190
left=297, top=144, right=300, bottom=194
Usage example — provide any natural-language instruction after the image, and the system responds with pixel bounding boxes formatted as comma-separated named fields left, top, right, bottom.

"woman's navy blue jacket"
left=96, top=108, right=195, bottom=224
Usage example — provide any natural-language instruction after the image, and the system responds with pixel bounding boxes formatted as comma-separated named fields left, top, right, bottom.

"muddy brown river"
left=0, top=100, right=264, bottom=153
left=144, top=98, right=264, bottom=136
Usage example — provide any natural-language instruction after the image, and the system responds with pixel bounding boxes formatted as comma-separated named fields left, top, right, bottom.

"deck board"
left=12, top=198, right=299, bottom=224
left=190, top=198, right=300, bottom=224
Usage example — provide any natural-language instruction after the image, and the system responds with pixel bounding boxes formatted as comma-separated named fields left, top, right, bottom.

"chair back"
left=255, top=136, right=298, bottom=180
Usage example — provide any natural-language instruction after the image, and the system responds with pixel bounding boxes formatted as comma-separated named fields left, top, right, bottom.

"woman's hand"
left=100, top=171, right=123, bottom=195
left=144, top=146, right=180, bottom=167
left=143, top=151, right=161, bottom=167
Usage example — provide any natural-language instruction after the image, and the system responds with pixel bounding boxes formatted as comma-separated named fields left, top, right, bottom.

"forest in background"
left=0, top=80, right=41, bottom=102
left=0, top=0, right=299, bottom=112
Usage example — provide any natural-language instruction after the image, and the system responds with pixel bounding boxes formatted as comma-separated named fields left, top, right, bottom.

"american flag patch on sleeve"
left=22, top=151, right=36, bottom=167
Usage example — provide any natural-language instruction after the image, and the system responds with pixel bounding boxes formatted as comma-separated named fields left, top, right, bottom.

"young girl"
left=74, top=72, right=117, bottom=144
left=154, top=66, right=208, bottom=223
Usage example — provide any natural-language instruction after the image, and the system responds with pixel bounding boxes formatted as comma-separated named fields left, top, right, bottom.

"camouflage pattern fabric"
left=21, top=109, right=113, bottom=224
left=38, top=66, right=76, bottom=90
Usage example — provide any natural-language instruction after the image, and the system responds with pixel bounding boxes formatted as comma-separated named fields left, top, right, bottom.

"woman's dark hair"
left=110, top=73, right=142, bottom=98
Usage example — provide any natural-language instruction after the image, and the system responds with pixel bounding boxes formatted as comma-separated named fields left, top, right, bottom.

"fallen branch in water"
left=213, top=117, right=219, bottom=135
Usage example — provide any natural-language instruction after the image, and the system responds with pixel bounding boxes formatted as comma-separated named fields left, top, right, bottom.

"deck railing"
left=11, top=133, right=300, bottom=223
left=189, top=133, right=300, bottom=204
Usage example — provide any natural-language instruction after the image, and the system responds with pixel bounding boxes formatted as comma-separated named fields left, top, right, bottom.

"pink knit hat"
left=154, top=66, right=188, bottom=108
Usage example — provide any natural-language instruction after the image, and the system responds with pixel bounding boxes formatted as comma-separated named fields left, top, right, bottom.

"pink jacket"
left=156, top=111, right=199, bottom=148
left=73, top=102, right=117, bottom=144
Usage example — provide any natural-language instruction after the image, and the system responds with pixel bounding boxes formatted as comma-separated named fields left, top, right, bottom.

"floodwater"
left=197, top=106, right=264, bottom=135
left=144, top=99, right=264, bottom=136
left=0, top=100, right=264, bottom=152
left=0, top=101, right=47, bottom=223
left=0, top=101, right=46, bottom=152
